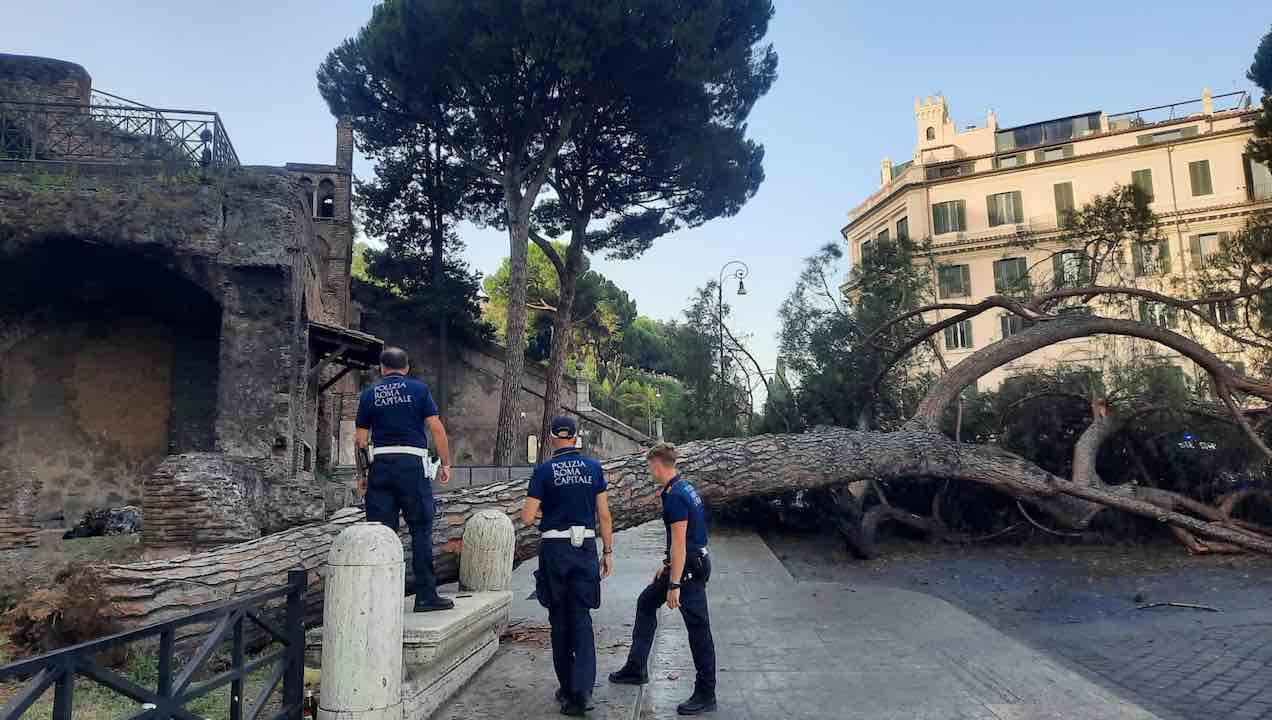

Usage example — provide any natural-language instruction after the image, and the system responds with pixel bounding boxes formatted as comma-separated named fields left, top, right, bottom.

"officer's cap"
left=550, top=416, right=577, bottom=439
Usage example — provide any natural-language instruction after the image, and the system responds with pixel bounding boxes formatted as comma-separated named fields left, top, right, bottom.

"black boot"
left=608, top=664, right=649, bottom=685
left=559, top=691, right=592, bottom=716
left=413, top=595, right=455, bottom=612
left=676, top=689, right=717, bottom=716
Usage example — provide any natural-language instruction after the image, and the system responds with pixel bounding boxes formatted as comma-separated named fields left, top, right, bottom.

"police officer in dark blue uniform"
left=354, top=346, right=455, bottom=612
left=521, top=416, right=614, bottom=716
left=609, top=442, right=716, bottom=715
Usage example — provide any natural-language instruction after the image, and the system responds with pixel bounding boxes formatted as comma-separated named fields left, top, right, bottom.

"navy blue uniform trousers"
left=628, top=554, right=716, bottom=693
left=536, top=538, right=601, bottom=697
left=365, top=455, right=439, bottom=599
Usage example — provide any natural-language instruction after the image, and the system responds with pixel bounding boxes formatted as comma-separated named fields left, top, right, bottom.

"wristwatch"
left=668, top=582, right=682, bottom=590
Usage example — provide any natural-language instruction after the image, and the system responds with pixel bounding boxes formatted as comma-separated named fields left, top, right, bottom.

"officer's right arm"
left=521, top=465, right=545, bottom=527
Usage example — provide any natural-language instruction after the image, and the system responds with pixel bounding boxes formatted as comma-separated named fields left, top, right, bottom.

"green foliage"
left=776, top=239, right=932, bottom=431
left=1249, top=25, right=1272, bottom=166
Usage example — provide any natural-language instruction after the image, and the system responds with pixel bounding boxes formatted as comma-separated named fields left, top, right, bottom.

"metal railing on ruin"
left=0, top=89, right=240, bottom=172
left=0, top=570, right=307, bottom=720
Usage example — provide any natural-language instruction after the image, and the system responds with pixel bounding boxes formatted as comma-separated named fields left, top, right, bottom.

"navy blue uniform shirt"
left=528, top=447, right=607, bottom=531
left=354, top=374, right=439, bottom=448
left=661, top=476, right=708, bottom=553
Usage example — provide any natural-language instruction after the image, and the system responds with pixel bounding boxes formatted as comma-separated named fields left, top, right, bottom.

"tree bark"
left=538, top=230, right=585, bottom=461
left=96, top=426, right=1272, bottom=629
left=493, top=194, right=532, bottom=465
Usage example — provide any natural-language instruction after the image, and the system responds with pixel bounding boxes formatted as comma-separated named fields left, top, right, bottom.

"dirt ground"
left=763, top=529, right=1272, bottom=720
left=0, top=531, right=144, bottom=610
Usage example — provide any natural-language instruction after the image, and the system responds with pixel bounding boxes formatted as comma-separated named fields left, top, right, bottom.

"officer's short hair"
left=380, top=346, right=409, bottom=370
left=646, top=442, right=678, bottom=466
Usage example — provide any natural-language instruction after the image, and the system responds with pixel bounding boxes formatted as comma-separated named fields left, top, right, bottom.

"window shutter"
left=1054, top=183, right=1074, bottom=227
left=1052, top=253, right=1064, bottom=288
left=993, top=261, right=1007, bottom=292
left=1180, top=126, right=1199, bottom=139
left=1011, top=192, right=1024, bottom=224
left=955, top=201, right=966, bottom=232
left=1063, top=144, right=1075, bottom=158
left=1189, top=160, right=1213, bottom=196
left=1138, top=300, right=1149, bottom=323
left=986, top=195, right=998, bottom=227
left=960, top=265, right=971, bottom=296
left=943, top=325, right=956, bottom=349
left=1132, top=244, right=1145, bottom=276
left=1000, top=315, right=1010, bottom=339
left=1218, top=231, right=1231, bottom=255
left=1158, top=240, right=1171, bottom=274
left=964, top=320, right=973, bottom=346
left=937, top=268, right=949, bottom=298
left=1189, top=235, right=1203, bottom=268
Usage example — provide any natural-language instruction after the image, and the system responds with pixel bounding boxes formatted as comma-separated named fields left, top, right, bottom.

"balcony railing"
left=1107, top=91, right=1250, bottom=132
left=0, top=90, right=239, bottom=171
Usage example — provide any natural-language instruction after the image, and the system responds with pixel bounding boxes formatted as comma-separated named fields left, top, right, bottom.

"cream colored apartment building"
left=842, top=89, right=1272, bottom=391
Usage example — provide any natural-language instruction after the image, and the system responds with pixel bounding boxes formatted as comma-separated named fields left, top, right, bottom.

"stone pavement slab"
left=432, top=521, right=667, bottom=720
left=641, top=528, right=1161, bottom=720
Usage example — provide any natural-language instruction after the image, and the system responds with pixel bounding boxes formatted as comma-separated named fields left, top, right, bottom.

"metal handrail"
left=0, top=98, right=239, bottom=170
left=0, top=570, right=307, bottom=719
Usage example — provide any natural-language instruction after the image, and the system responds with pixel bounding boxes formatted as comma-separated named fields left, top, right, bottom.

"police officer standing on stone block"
left=521, top=416, right=614, bottom=716
left=354, top=346, right=455, bottom=612
left=609, top=442, right=717, bottom=715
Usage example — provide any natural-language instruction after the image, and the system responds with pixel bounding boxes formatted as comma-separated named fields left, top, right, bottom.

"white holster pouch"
left=542, top=526, right=595, bottom=548
left=370, top=446, right=439, bottom=479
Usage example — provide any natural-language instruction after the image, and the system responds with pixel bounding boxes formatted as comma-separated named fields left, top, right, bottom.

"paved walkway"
left=641, top=528, right=1160, bottom=720
left=436, top=523, right=1161, bottom=719
left=433, top=522, right=666, bottom=720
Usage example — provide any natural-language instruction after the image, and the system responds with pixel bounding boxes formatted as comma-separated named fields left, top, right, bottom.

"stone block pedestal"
left=400, top=591, right=512, bottom=718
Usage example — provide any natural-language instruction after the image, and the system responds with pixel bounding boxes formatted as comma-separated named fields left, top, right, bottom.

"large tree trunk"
left=98, top=427, right=1272, bottom=629
left=538, top=232, right=585, bottom=462
left=493, top=192, right=532, bottom=465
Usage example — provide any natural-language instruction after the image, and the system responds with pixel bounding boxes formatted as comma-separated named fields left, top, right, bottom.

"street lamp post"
left=645, top=389, right=661, bottom=437
left=716, top=260, right=749, bottom=429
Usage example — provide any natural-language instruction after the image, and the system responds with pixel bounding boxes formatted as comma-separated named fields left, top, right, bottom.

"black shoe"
left=555, top=688, right=567, bottom=703
left=676, top=692, right=717, bottom=715
left=608, top=665, right=649, bottom=685
left=559, top=692, right=591, bottom=716
left=413, top=595, right=455, bottom=612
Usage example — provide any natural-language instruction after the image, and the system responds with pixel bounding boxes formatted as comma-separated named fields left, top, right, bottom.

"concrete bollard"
left=319, top=522, right=405, bottom=720
left=458, top=509, right=516, bottom=592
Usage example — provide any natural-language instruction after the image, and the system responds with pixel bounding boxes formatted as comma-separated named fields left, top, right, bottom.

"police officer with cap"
left=609, top=442, right=716, bottom=715
left=354, top=346, right=455, bottom=612
left=521, top=416, right=614, bottom=716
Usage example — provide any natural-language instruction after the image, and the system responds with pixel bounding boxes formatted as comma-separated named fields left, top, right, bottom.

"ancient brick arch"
left=0, top=237, right=224, bottom=525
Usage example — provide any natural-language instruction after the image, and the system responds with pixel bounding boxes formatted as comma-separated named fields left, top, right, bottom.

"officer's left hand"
left=437, top=465, right=451, bottom=486
left=601, top=553, right=613, bottom=579
left=666, top=587, right=681, bottom=610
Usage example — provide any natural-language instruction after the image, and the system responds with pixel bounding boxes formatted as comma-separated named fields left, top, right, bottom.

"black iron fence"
left=0, top=91, right=239, bottom=171
left=0, top=569, right=307, bottom=720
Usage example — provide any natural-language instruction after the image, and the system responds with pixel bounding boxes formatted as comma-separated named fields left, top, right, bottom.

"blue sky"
left=4, top=1, right=1267, bottom=381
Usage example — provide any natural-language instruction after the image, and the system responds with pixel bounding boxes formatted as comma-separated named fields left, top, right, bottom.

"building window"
left=986, top=191, right=1024, bottom=227
left=1000, top=314, right=1033, bottom=338
left=993, top=257, right=1029, bottom=295
left=1137, top=126, right=1199, bottom=145
left=1188, top=160, right=1213, bottom=196
left=1189, top=232, right=1229, bottom=269
left=299, top=177, right=315, bottom=213
left=896, top=217, right=909, bottom=242
left=317, top=178, right=336, bottom=219
left=1054, top=182, right=1075, bottom=227
left=1205, top=296, right=1238, bottom=325
left=858, top=239, right=874, bottom=263
left=1245, top=156, right=1272, bottom=201
left=995, top=154, right=1024, bottom=169
left=926, top=126, right=936, bottom=141
left=937, top=264, right=971, bottom=299
left=1139, top=300, right=1178, bottom=329
left=995, top=113, right=1100, bottom=152
left=931, top=200, right=966, bottom=235
left=1132, top=239, right=1170, bottom=276
left=944, top=319, right=973, bottom=350
left=877, top=228, right=890, bottom=244
left=1131, top=169, right=1154, bottom=202
left=1052, top=250, right=1089, bottom=288
left=1035, top=145, right=1074, bottom=162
